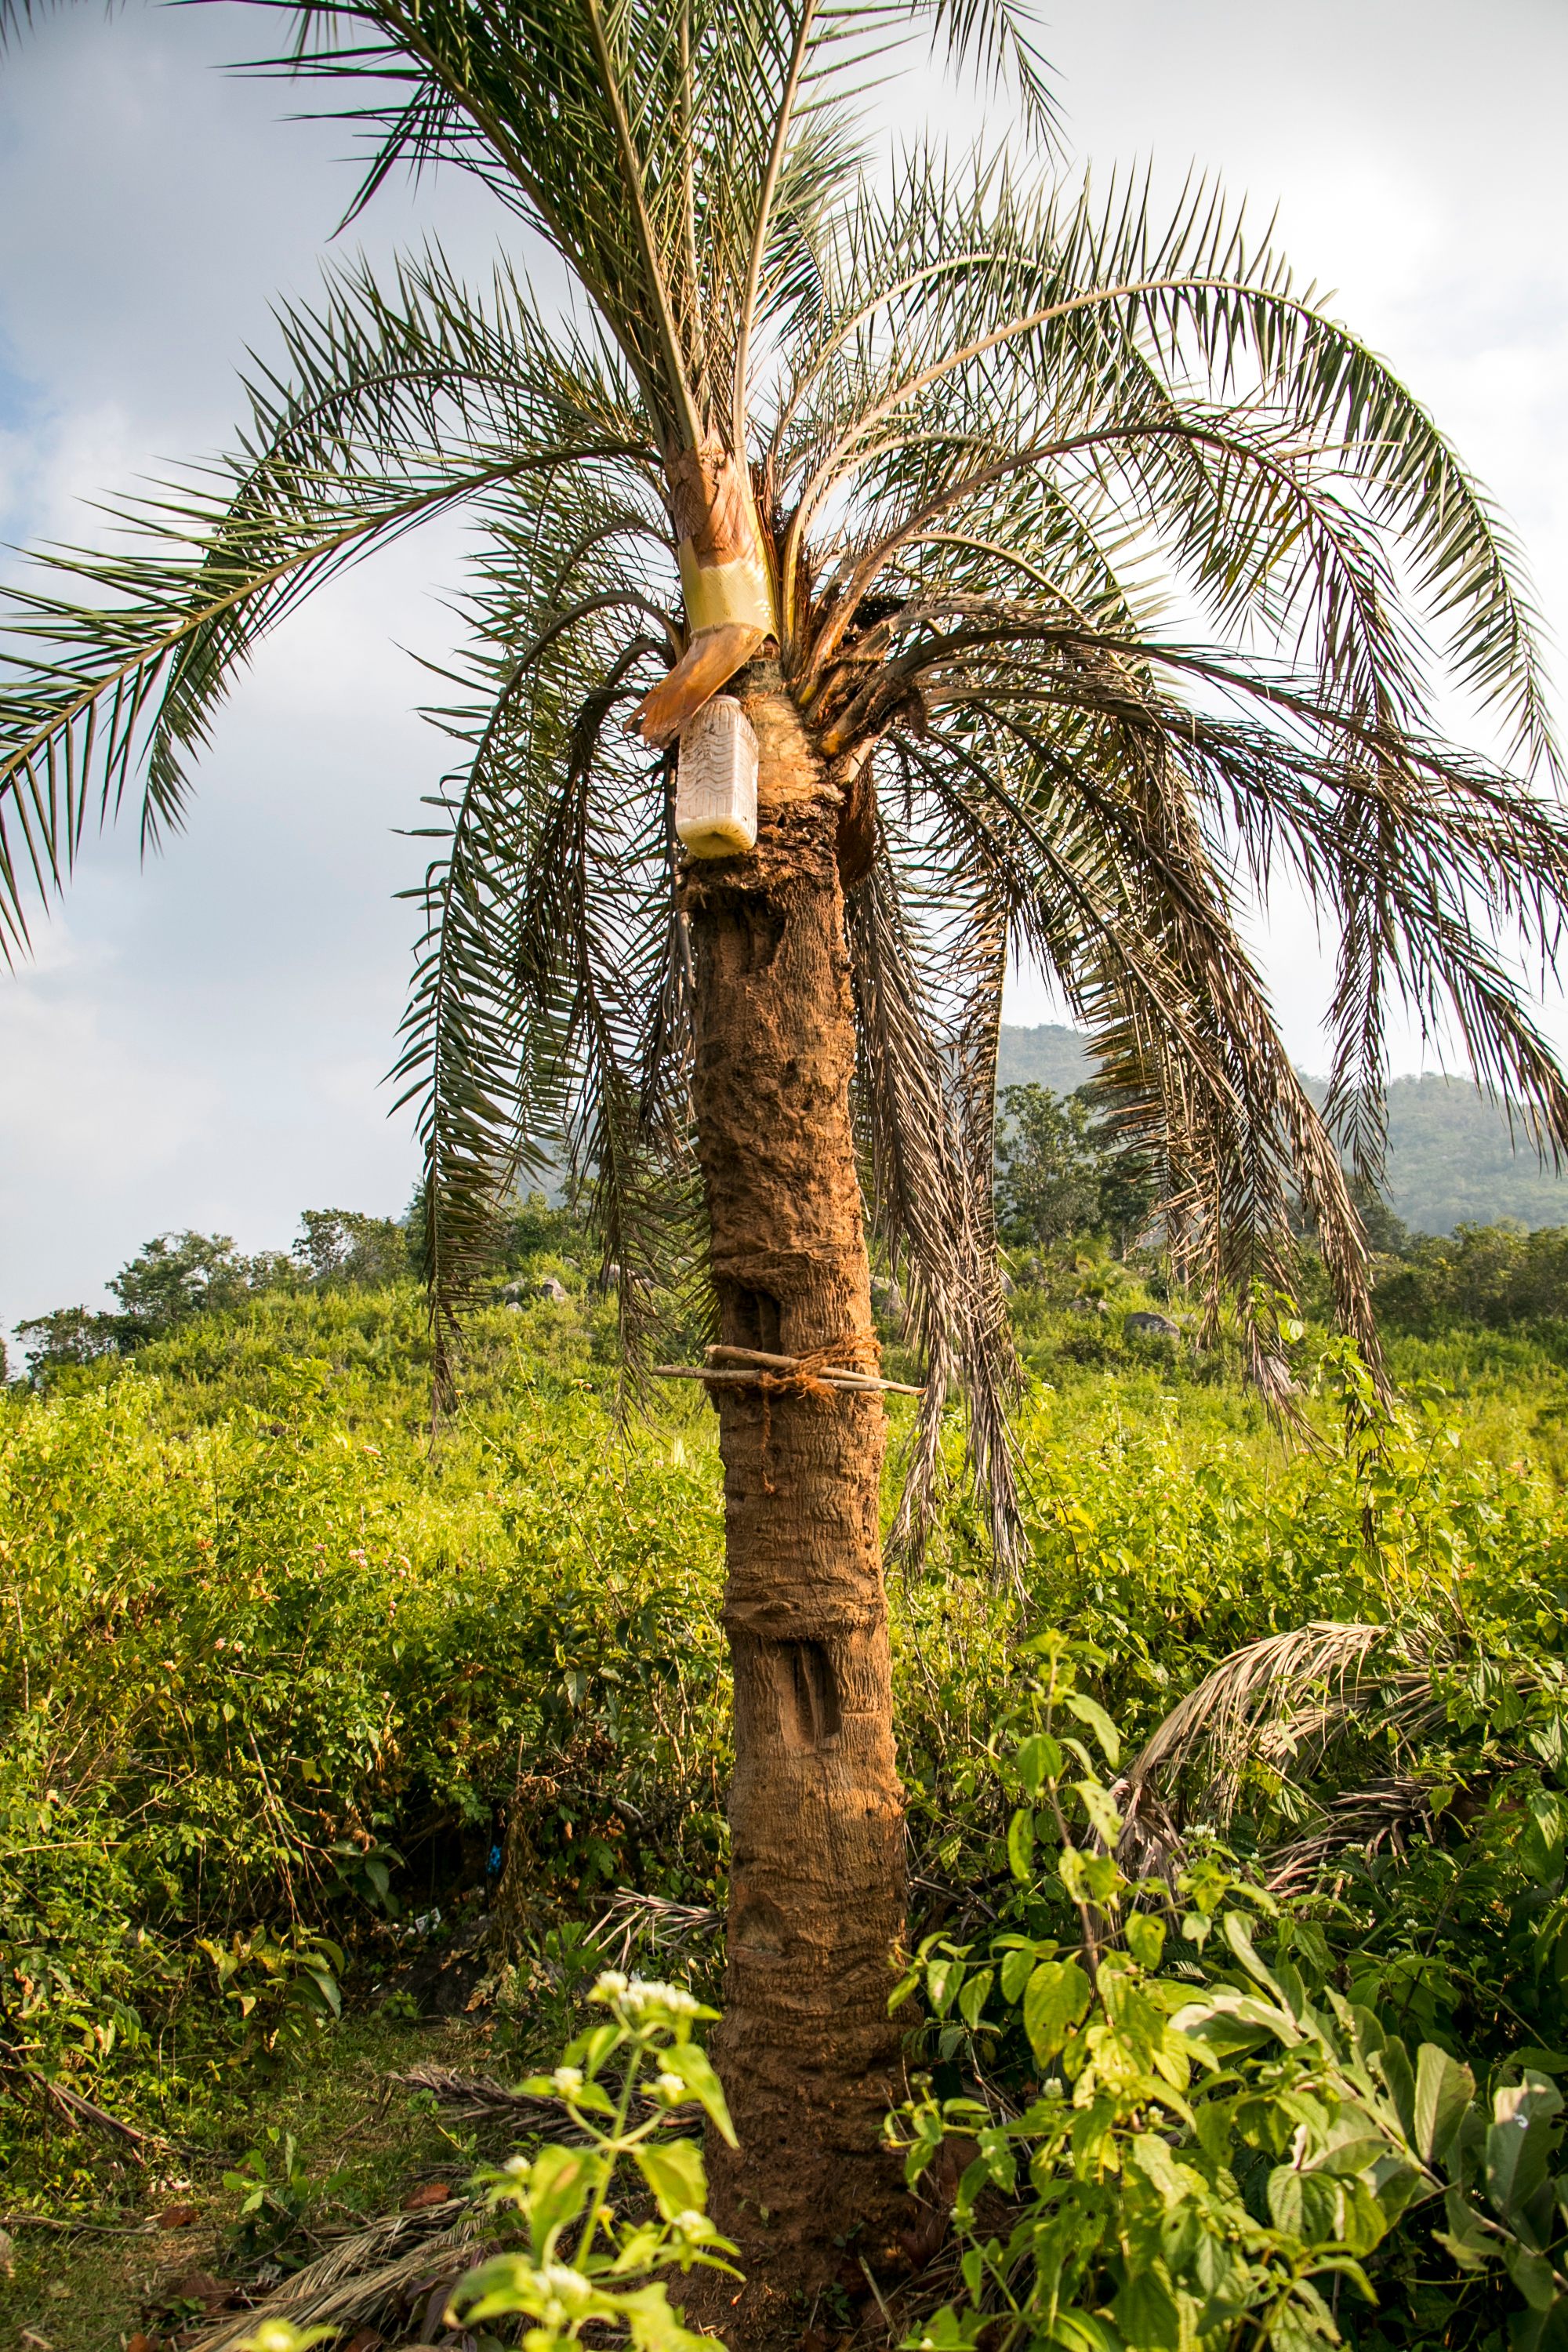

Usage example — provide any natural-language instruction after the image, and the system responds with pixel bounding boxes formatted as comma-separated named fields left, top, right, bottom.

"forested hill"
left=997, top=1023, right=1568, bottom=1236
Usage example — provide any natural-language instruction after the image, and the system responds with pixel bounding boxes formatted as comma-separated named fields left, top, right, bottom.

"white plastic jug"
left=676, top=694, right=758, bottom=858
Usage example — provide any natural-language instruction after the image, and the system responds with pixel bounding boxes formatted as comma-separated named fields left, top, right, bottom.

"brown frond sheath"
left=629, top=436, right=779, bottom=747
left=628, top=621, right=766, bottom=747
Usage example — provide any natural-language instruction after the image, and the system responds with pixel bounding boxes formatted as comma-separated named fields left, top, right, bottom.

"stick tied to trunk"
left=651, top=1336, right=913, bottom=1396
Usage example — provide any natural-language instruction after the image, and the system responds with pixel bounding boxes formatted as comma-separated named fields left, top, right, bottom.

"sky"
left=2, top=0, right=1567, bottom=1337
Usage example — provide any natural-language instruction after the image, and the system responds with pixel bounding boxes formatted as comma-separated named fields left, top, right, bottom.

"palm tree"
left=5, top=0, right=1568, bottom=2296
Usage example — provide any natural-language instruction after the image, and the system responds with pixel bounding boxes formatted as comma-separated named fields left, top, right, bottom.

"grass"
left=2, top=2010, right=498, bottom=2352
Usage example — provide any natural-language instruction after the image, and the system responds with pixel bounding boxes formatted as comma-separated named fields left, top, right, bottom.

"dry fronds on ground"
left=1114, top=1619, right=1451, bottom=1885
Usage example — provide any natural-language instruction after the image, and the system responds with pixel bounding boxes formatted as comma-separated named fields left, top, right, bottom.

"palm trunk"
left=680, top=663, right=907, bottom=2298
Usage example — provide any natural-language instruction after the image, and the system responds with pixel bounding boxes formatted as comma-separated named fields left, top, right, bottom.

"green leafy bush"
left=1375, top=1225, right=1568, bottom=1338
left=894, top=1644, right=1568, bottom=2352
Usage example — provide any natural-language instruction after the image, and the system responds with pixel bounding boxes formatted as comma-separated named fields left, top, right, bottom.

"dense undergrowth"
left=7, top=1250, right=1568, bottom=2347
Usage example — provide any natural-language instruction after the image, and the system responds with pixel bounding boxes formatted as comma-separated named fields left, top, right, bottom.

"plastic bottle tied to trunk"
left=676, top=695, right=758, bottom=858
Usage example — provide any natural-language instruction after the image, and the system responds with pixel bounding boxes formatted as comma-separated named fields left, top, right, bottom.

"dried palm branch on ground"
left=1115, top=1618, right=1453, bottom=1885
left=1123, top=1620, right=1392, bottom=1825
left=1265, top=1776, right=1443, bottom=1896
left=390, top=2063, right=582, bottom=2134
left=394, top=2056, right=706, bottom=2140
left=187, top=2204, right=486, bottom=2352
left=586, top=1887, right=725, bottom=1969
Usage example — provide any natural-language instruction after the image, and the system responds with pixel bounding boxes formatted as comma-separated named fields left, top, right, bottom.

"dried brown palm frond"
left=587, top=1886, right=726, bottom=1969
left=188, top=2205, right=486, bottom=2352
left=1265, top=1777, right=1443, bottom=1897
left=390, top=2063, right=578, bottom=2133
left=393, top=2051, right=707, bottom=2139
left=1122, top=1619, right=1394, bottom=1830
left=1115, top=1617, right=1459, bottom=1889
left=848, top=842, right=1024, bottom=1582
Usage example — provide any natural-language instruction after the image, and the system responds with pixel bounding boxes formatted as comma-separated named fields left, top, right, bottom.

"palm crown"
left=4, top=0, right=1567, bottom=1562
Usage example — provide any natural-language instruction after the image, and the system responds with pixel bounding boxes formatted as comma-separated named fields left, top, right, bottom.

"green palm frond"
left=779, top=169, right=1556, bottom=779
left=390, top=444, right=700, bottom=1389
left=234, top=0, right=1051, bottom=456
left=0, top=250, right=657, bottom=954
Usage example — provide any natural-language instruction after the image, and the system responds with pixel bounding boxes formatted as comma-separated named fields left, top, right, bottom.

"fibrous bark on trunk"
left=681, top=662, right=907, bottom=2304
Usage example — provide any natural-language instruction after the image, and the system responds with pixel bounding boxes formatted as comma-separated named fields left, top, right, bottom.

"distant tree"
left=294, top=1209, right=412, bottom=1288
left=1351, top=1183, right=1413, bottom=1261
left=13, top=1305, right=122, bottom=1385
left=496, top=1189, right=588, bottom=1268
left=107, top=1230, right=287, bottom=1340
left=16, top=1230, right=293, bottom=1384
left=1291, top=1174, right=1412, bottom=1265
left=1374, top=1221, right=1568, bottom=1334
left=996, top=1084, right=1153, bottom=1253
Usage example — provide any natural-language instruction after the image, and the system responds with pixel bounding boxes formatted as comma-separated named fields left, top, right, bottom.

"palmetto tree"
left=6, top=0, right=1568, bottom=2292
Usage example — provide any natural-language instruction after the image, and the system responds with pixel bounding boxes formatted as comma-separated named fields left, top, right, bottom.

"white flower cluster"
left=552, top=2064, right=585, bottom=2095
left=535, top=2261, right=593, bottom=2326
left=589, top=1971, right=699, bottom=2020
left=672, top=2209, right=717, bottom=2242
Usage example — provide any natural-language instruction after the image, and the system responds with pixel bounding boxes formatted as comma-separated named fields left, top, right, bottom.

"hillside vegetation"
left=998, top=1025, right=1568, bottom=1234
left=8, top=1225, right=1568, bottom=2348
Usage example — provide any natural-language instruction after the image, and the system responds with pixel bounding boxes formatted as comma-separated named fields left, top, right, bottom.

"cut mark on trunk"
left=729, top=1883, right=789, bottom=1958
left=771, top=1639, right=841, bottom=1752
left=725, top=1283, right=783, bottom=1355
left=712, top=896, right=786, bottom=983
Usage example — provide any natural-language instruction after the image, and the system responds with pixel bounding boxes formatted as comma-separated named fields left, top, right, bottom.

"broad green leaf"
left=1414, top=2042, right=1475, bottom=2166
left=1065, top=1693, right=1120, bottom=1767
left=611, top=2280, right=719, bottom=2352
left=1007, top=1807, right=1036, bottom=1882
left=1129, top=2131, right=1189, bottom=2209
left=1436, top=2185, right=1497, bottom=2272
left=1112, top=2263, right=1181, bottom=2350
left=656, top=2041, right=737, bottom=2147
left=1521, top=1791, right=1568, bottom=1884
left=958, top=1967, right=995, bottom=2030
left=1505, top=2243, right=1560, bottom=2314
left=927, top=1957, right=963, bottom=2018
left=1488, top=2073, right=1563, bottom=2217
left=634, top=2136, right=706, bottom=2222
left=524, top=2143, right=598, bottom=2257
left=1269, top=2165, right=1346, bottom=2247
left=453, top=2252, right=550, bottom=2322
left=1015, top=1733, right=1062, bottom=1795
left=1000, top=1941, right=1042, bottom=2004
left=1073, top=1779, right=1122, bottom=1847
left=1058, top=1846, right=1120, bottom=1906
left=1048, top=2315, right=1123, bottom=2352
left=1023, top=1958, right=1091, bottom=2063
left=1375, top=2031, right=1416, bottom=2140
left=1125, top=1913, right=1165, bottom=1971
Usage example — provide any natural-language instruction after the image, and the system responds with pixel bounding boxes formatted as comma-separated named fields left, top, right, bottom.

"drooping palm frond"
left=1123, top=1620, right=1392, bottom=1825
left=847, top=840, right=1022, bottom=1577
left=753, top=162, right=1568, bottom=1383
left=0, top=249, right=658, bottom=955
left=390, top=434, right=710, bottom=1392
